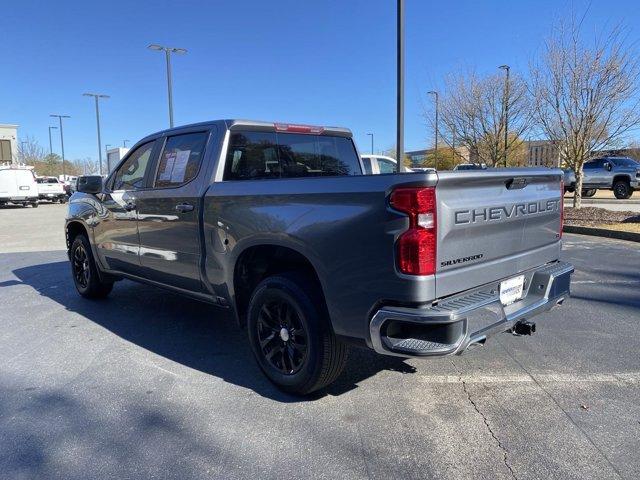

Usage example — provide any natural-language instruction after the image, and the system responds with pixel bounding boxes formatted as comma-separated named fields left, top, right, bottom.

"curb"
left=563, top=197, right=640, bottom=205
left=564, top=225, right=640, bottom=242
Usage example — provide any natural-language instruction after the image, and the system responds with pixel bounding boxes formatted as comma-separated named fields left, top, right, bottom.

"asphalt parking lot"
left=1, top=203, right=639, bottom=480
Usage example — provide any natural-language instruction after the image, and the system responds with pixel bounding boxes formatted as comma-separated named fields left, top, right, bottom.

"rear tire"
left=31, top=201, right=39, bottom=208
left=70, top=234, right=113, bottom=299
left=613, top=180, right=631, bottom=199
left=247, top=274, right=348, bottom=395
left=581, top=189, right=597, bottom=197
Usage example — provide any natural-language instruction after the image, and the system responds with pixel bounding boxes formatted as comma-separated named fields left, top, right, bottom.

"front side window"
left=224, top=130, right=362, bottom=180
left=612, top=158, right=638, bottom=167
left=112, top=141, right=154, bottom=190
left=154, top=132, right=208, bottom=188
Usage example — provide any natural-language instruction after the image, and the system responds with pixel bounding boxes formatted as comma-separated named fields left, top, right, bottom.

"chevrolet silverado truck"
left=564, top=157, right=640, bottom=199
left=66, top=120, right=573, bottom=394
left=36, top=176, right=67, bottom=203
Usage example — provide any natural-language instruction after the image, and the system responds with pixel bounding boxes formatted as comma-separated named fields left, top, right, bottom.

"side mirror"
left=76, top=175, right=103, bottom=194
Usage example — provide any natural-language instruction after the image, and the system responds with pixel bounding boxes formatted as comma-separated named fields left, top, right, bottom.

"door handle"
left=124, top=202, right=137, bottom=212
left=175, top=203, right=194, bottom=213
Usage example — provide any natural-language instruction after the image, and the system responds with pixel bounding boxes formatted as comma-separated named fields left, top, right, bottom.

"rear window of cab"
left=223, top=130, right=362, bottom=180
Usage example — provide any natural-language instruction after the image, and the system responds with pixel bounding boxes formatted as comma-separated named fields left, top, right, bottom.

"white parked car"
left=0, top=165, right=39, bottom=207
left=36, top=176, right=67, bottom=203
left=361, top=155, right=411, bottom=174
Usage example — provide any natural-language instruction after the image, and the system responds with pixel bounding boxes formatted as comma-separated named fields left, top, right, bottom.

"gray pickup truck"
left=564, top=157, right=640, bottom=199
left=66, top=119, right=573, bottom=394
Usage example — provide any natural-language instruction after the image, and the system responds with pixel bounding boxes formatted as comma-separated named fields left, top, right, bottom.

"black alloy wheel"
left=247, top=274, right=348, bottom=395
left=72, top=243, right=90, bottom=289
left=613, top=180, right=631, bottom=199
left=256, top=299, right=308, bottom=375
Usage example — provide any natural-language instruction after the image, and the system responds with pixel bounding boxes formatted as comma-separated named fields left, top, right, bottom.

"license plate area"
left=500, top=275, right=525, bottom=306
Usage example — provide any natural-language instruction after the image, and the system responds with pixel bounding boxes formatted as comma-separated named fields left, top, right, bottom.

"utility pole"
left=48, top=126, right=57, bottom=155
left=427, top=91, right=439, bottom=170
left=83, top=93, right=110, bottom=175
left=396, top=0, right=404, bottom=172
left=367, top=133, right=374, bottom=154
left=499, top=65, right=510, bottom=167
left=50, top=114, right=70, bottom=178
left=123, top=139, right=129, bottom=147
left=148, top=44, right=187, bottom=128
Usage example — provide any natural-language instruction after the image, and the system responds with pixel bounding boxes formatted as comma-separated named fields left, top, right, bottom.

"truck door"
left=134, top=130, right=211, bottom=292
left=94, top=140, right=157, bottom=274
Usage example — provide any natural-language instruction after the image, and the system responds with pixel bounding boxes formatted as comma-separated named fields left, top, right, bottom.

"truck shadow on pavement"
left=12, top=260, right=416, bottom=402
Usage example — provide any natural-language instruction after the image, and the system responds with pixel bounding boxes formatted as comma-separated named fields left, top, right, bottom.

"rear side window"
left=224, top=130, right=361, bottom=180
left=112, top=141, right=154, bottom=190
left=377, top=158, right=396, bottom=173
left=154, top=132, right=208, bottom=188
left=362, top=157, right=373, bottom=174
left=583, top=160, right=603, bottom=169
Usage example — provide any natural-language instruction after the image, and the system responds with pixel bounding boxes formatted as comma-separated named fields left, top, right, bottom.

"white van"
left=0, top=165, right=39, bottom=207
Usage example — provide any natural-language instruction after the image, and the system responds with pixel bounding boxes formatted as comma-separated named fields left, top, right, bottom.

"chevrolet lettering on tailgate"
left=454, top=199, right=561, bottom=225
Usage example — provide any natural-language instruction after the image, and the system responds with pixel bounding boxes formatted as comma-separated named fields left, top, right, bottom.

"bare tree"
left=530, top=21, right=640, bottom=207
left=17, top=136, right=46, bottom=165
left=426, top=70, right=534, bottom=167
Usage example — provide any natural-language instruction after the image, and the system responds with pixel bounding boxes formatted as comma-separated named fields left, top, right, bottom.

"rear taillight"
left=390, top=186, right=437, bottom=275
left=559, top=180, right=564, bottom=238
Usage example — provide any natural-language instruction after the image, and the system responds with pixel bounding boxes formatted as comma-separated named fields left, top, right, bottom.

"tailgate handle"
left=506, top=178, right=528, bottom=190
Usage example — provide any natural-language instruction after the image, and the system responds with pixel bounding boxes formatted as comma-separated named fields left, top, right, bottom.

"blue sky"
left=2, top=0, right=638, bottom=162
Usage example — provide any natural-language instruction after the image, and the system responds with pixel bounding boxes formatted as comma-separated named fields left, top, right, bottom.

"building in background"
left=0, top=124, right=19, bottom=164
left=526, top=140, right=560, bottom=167
left=106, top=147, right=129, bottom=174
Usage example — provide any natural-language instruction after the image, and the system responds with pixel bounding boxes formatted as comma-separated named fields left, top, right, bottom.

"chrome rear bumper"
left=369, top=261, right=574, bottom=357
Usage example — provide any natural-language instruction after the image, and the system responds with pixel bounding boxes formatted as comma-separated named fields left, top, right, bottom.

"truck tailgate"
left=435, top=169, right=563, bottom=298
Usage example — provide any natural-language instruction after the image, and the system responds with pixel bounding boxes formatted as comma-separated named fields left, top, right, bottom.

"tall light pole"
left=83, top=93, right=110, bottom=176
left=367, top=133, right=374, bottom=154
left=499, top=65, right=510, bottom=167
left=123, top=139, right=129, bottom=147
left=48, top=126, right=58, bottom=155
left=427, top=91, right=439, bottom=170
left=148, top=44, right=187, bottom=128
left=50, top=114, right=70, bottom=178
left=396, top=0, right=404, bottom=173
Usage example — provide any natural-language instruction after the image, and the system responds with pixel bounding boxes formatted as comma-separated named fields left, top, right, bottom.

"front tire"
left=70, top=234, right=113, bottom=299
left=247, top=274, right=348, bottom=395
left=613, top=180, right=631, bottom=199
left=581, top=188, right=597, bottom=197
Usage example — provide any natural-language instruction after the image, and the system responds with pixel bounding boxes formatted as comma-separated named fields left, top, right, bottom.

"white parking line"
left=417, top=372, right=640, bottom=384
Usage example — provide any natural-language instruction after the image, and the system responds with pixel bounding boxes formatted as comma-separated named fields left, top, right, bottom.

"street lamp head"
left=170, top=47, right=187, bottom=54
left=499, top=64, right=510, bottom=71
left=148, top=44, right=164, bottom=51
left=83, top=93, right=110, bottom=99
left=50, top=114, right=70, bottom=118
left=49, top=126, right=58, bottom=130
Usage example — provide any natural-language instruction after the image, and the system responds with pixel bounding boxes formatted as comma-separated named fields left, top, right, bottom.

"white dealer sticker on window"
left=171, top=150, right=190, bottom=183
